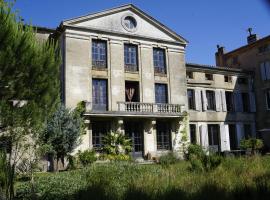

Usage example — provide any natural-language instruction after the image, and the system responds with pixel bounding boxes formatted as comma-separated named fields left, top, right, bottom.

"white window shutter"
left=220, top=124, right=230, bottom=151
left=215, top=90, right=221, bottom=111
left=260, top=62, right=266, bottom=81
left=249, top=92, right=256, bottom=112
left=266, top=61, right=270, bottom=80
left=200, top=124, right=208, bottom=150
left=236, top=123, right=244, bottom=146
left=220, top=90, right=227, bottom=112
left=202, top=90, right=207, bottom=111
left=195, top=89, right=202, bottom=111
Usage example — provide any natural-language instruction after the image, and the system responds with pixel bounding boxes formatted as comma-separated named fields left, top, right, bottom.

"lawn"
left=16, top=156, right=270, bottom=200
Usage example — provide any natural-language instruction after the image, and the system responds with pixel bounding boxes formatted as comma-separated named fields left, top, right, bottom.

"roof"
left=186, top=63, right=252, bottom=74
left=224, top=35, right=270, bottom=56
left=61, top=4, right=188, bottom=45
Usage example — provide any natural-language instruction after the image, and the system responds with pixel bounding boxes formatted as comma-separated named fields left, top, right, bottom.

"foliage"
left=39, top=105, right=82, bottom=171
left=158, top=152, right=178, bottom=166
left=179, top=113, right=189, bottom=156
left=101, top=154, right=131, bottom=161
left=103, top=132, right=132, bottom=155
left=77, top=150, right=97, bottom=167
left=0, top=0, right=61, bottom=125
left=240, top=138, right=264, bottom=154
left=15, top=156, right=270, bottom=200
left=187, top=144, right=222, bottom=172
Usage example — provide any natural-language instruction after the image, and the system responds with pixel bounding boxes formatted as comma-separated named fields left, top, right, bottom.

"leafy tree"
left=39, top=105, right=82, bottom=171
left=0, top=0, right=61, bottom=198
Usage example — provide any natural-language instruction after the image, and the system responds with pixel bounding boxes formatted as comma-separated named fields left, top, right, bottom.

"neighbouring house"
left=28, top=4, right=269, bottom=162
left=215, top=30, right=270, bottom=150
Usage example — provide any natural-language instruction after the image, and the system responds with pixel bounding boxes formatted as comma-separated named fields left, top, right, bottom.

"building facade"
left=216, top=31, right=270, bottom=149
left=35, top=4, right=264, bottom=158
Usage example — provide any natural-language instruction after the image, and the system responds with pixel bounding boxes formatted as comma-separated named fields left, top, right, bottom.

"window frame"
left=189, top=124, right=197, bottom=144
left=208, top=124, right=220, bottom=146
left=92, top=121, right=110, bottom=151
left=206, top=90, right=216, bottom=110
left=205, top=73, right=214, bottom=81
left=92, top=79, right=108, bottom=111
left=241, top=92, right=250, bottom=112
left=187, top=71, right=194, bottom=79
left=156, top=121, right=171, bottom=150
left=92, top=39, right=107, bottom=69
left=265, top=89, right=270, bottom=110
left=155, top=83, right=168, bottom=104
left=124, top=44, right=138, bottom=72
left=225, top=91, right=234, bottom=112
left=187, top=89, right=195, bottom=110
left=224, top=75, right=232, bottom=83
left=153, top=48, right=167, bottom=75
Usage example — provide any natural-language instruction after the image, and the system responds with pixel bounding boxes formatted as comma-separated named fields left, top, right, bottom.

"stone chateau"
left=35, top=4, right=270, bottom=158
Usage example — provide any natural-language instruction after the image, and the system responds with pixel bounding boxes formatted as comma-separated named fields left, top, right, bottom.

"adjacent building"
left=216, top=31, right=270, bottom=149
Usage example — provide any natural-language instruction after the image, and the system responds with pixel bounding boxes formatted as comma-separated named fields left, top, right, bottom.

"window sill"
left=125, top=70, right=139, bottom=74
left=154, top=73, right=167, bottom=77
left=92, top=67, right=108, bottom=71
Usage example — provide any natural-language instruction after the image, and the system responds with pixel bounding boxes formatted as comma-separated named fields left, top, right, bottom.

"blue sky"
left=13, top=0, right=270, bottom=65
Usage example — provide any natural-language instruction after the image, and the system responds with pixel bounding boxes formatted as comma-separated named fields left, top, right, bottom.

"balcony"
left=84, top=101, right=184, bottom=117
left=117, top=102, right=183, bottom=114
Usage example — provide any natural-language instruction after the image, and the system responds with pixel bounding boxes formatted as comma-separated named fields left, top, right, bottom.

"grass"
left=16, top=156, right=270, bottom=200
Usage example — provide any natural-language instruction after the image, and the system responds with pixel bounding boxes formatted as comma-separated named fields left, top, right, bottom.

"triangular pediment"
left=62, top=4, right=188, bottom=44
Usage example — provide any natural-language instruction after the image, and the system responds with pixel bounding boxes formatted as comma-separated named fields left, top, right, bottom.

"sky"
left=13, top=0, right=270, bottom=65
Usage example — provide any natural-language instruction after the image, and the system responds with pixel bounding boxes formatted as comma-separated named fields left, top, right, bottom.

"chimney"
left=247, top=28, right=258, bottom=44
left=215, top=45, right=226, bottom=66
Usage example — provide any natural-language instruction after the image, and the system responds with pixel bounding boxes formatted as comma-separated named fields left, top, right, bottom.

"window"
left=187, top=71, right=193, bottom=79
left=232, top=56, right=238, bottom=65
left=238, top=77, right=247, bottom=84
left=156, top=121, right=171, bottom=150
left=123, top=16, right=137, bottom=31
left=265, top=89, right=270, bottom=110
left=208, top=125, right=220, bottom=146
left=125, top=81, right=140, bottom=102
left=155, top=84, right=168, bottom=103
left=124, top=44, right=138, bottom=72
left=228, top=124, right=238, bottom=150
left=92, top=121, right=110, bottom=150
left=92, top=79, right=108, bottom=111
left=206, top=90, right=216, bottom=110
left=225, top=91, right=234, bottom=112
left=205, top=73, right=213, bottom=81
left=189, top=124, right=196, bottom=144
left=92, top=40, right=107, bottom=69
left=244, top=124, right=252, bottom=139
left=258, top=44, right=270, bottom=53
left=187, top=89, right=195, bottom=110
left=242, top=93, right=250, bottom=112
left=153, top=48, right=166, bottom=74
left=224, top=75, right=232, bottom=83
left=260, top=61, right=270, bottom=81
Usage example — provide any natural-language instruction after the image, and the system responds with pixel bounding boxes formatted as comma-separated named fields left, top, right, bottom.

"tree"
left=0, top=0, right=61, bottom=198
left=0, top=0, right=61, bottom=124
left=39, top=105, right=82, bottom=171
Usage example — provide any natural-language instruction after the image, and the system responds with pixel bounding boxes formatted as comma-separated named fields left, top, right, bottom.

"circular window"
left=122, top=15, right=137, bottom=32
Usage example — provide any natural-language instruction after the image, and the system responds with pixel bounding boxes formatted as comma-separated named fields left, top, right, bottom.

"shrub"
left=187, top=144, right=222, bottom=172
left=78, top=150, right=97, bottom=167
left=186, top=144, right=205, bottom=160
left=102, top=154, right=131, bottom=161
left=240, top=138, right=264, bottom=154
left=159, top=152, right=178, bottom=166
left=103, top=132, right=132, bottom=155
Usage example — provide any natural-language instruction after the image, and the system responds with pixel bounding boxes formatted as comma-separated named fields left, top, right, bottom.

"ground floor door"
left=125, top=121, right=143, bottom=156
left=156, top=121, right=171, bottom=150
left=208, top=124, right=221, bottom=152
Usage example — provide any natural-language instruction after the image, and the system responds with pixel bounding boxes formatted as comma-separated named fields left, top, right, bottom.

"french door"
left=92, top=79, right=107, bottom=111
left=125, top=121, right=143, bottom=156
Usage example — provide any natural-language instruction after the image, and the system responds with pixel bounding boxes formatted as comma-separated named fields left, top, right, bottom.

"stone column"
left=143, top=119, right=157, bottom=158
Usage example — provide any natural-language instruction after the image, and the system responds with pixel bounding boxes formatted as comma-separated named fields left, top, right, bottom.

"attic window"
left=122, top=15, right=137, bottom=32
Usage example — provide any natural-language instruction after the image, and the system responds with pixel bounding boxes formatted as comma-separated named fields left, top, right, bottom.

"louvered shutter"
left=200, top=124, right=208, bottom=150
left=260, top=62, right=266, bottom=81
left=220, top=124, right=230, bottom=151
left=215, top=90, right=222, bottom=111
left=202, top=90, right=207, bottom=111
left=236, top=123, right=244, bottom=146
left=220, top=90, right=227, bottom=112
left=266, top=61, right=270, bottom=80
left=195, top=88, right=202, bottom=111
left=249, top=92, right=256, bottom=112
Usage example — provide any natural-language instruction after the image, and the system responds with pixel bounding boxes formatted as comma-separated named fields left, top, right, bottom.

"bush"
left=240, top=138, right=264, bottom=154
left=187, top=144, right=222, bottom=172
left=77, top=150, right=97, bottom=167
left=102, top=154, right=131, bottom=161
left=159, top=152, right=178, bottom=166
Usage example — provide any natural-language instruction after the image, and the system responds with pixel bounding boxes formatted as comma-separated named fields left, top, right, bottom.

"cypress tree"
left=0, top=0, right=61, bottom=125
